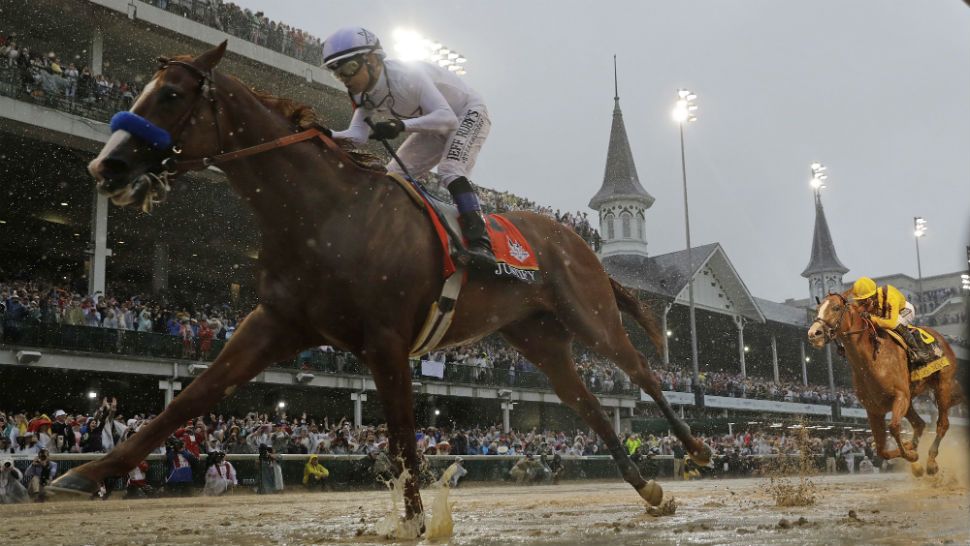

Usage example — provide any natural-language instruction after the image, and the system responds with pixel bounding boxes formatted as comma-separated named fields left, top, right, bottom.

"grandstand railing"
left=1, top=322, right=641, bottom=397
left=0, top=65, right=126, bottom=124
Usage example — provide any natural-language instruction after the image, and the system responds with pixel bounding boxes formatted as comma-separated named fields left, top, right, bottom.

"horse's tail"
left=610, top=277, right=665, bottom=357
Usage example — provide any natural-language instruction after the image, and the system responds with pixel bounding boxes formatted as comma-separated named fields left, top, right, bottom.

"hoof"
left=926, top=461, right=939, bottom=476
left=689, top=444, right=713, bottom=467
left=47, top=471, right=99, bottom=496
left=910, top=462, right=925, bottom=478
left=638, top=480, right=663, bottom=507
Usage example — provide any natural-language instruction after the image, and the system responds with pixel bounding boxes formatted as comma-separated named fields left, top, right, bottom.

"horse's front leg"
left=50, top=306, right=306, bottom=494
left=888, top=392, right=919, bottom=462
left=866, top=410, right=898, bottom=461
left=361, top=335, right=424, bottom=532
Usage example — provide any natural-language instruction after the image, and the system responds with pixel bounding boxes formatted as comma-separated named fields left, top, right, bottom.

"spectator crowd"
left=2, top=398, right=886, bottom=503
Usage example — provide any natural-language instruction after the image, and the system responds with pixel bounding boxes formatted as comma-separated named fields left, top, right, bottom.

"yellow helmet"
left=852, top=277, right=878, bottom=300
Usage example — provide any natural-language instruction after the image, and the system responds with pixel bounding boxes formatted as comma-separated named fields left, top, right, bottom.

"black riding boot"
left=458, top=211, right=497, bottom=269
left=894, top=324, right=934, bottom=365
left=447, top=177, right=496, bottom=269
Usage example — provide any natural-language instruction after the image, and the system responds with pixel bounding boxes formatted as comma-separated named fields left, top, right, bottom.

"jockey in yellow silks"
left=850, top=277, right=934, bottom=363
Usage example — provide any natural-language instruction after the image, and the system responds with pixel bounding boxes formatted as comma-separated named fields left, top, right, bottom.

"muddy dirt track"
left=3, top=472, right=968, bottom=545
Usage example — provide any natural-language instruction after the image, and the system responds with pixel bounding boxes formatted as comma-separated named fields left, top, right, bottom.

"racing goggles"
left=327, top=56, right=365, bottom=80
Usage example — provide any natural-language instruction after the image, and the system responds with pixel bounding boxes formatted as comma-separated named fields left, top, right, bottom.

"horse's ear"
left=815, top=296, right=820, bottom=305
left=194, top=40, right=228, bottom=71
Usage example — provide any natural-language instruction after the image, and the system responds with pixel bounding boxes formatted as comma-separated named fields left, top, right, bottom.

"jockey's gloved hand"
left=369, top=119, right=405, bottom=140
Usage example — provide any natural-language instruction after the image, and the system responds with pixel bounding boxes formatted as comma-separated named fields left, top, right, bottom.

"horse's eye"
left=833, top=305, right=842, bottom=312
left=161, top=91, right=181, bottom=102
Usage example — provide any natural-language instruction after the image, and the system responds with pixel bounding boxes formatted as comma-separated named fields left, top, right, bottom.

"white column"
left=501, top=401, right=512, bottom=433
left=800, top=341, right=808, bottom=387
left=736, top=317, right=746, bottom=378
left=88, top=192, right=109, bottom=297
left=91, top=29, right=104, bottom=75
left=612, top=406, right=621, bottom=435
left=771, top=336, right=779, bottom=384
left=661, top=305, right=671, bottom=365
left=351, top=392, right=366, bottom=428
left=159, top=379, right=181, bottom=407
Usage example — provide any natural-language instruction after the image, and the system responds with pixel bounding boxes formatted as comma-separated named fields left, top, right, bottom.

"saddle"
left=883, top=326, right=949, bottom=382
left=386, top=173, right=541, bottom=356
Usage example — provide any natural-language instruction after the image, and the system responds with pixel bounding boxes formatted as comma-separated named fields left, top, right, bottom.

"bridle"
left=109, top=59, right=346, bottom=210
left=811, top=293, right=870, bottom=343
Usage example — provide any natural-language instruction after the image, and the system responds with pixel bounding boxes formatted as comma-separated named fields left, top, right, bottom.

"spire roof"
left=801, top=193, right=849, bottom=277
left=588, top=56, right=654, bottom=210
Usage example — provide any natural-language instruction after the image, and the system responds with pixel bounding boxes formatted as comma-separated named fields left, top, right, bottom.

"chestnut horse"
left=808, top=292, right=964, bottom=475
left=50, top=42, right=710, bottom=523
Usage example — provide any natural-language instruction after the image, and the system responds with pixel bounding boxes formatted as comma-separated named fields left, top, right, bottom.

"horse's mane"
left=245, top=83, right=385, bottom=171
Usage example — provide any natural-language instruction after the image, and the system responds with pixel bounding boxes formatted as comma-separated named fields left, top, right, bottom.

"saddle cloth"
left=386, top=173, right=540, bottom=279
left=883, top=326, right=951, bottom=382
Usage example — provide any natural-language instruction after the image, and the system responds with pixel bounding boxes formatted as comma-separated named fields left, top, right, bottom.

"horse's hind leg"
left=500, top=315, right=663, bottom=506
left=926, top=385, right=954, bottom=476
left=555, top=289, right=710, bottom=465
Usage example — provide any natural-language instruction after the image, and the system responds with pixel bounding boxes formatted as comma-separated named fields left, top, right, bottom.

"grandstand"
left=1, top=0, right=966, bottom=437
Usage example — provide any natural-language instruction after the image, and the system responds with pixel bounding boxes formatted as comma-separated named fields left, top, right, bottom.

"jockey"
left=322, top=26, right=496, bottom=268
left=850, top=277, right=934, bottom=363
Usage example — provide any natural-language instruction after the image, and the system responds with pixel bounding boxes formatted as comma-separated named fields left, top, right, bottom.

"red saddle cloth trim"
left=486, top=214, right=540, bottom=271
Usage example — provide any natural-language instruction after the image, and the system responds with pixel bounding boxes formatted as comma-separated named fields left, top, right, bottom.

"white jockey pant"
left=387, top=106, right=491, bottom=187
left=898, top=302, right=916, bottom=327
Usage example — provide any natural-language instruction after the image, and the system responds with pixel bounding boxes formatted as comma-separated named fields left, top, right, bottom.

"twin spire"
left=588, top=55, right=655, bottom=210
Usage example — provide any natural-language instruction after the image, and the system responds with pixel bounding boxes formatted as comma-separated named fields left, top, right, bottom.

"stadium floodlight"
left=914, top=217, right=927, bottom=238
left=672, top=88, right=697, bottom=123
left=277, top=401, right=286, bottom=409
left=87, top=391, right=98, bottom=399
left=914, top=217, right=927, bottom=309
left=666, top=330, right=673, bottom=337
left=434, top=409, right=441, bottom=416
left=810, top=162, right=828, bottom=191
left=961, top=273, right=970, bottom=291
left=392, top=28, right=430, bottom=62
left=743, top=345, right=750, bottom=353
left=392, top=28, right=468, bottom=75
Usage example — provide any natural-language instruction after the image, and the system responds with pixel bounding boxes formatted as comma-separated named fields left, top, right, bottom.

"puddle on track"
left=3, top=473, right=968, bottom=545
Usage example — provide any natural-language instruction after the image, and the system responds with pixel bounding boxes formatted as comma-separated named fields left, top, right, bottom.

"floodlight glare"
left=393, top=28, right=430, bottom=62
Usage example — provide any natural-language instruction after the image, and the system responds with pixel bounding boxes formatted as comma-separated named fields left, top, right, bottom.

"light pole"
left=914, top=217, right=927, bottom=314
left=672, top=89, right=701, bottom=407
left=811, top=162, right=838, bottom=419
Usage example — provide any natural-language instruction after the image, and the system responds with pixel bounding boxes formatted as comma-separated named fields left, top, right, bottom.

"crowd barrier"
left=6, top=452, right=849, bottom=490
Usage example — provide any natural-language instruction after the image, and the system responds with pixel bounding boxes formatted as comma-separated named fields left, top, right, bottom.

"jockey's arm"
left=331, top=107, right=371, bottom=146
left=871, top=286, right=907, bottom=329
left=400, top=69, right=459, bottom=135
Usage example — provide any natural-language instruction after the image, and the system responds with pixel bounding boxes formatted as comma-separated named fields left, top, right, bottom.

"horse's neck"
left=212, top=83, right=353, bottom=234
left=840, top=316, right=883, bottom=380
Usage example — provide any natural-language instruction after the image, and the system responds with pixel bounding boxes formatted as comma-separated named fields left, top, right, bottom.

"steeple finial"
left=613, top=54, right=619, bottom=101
